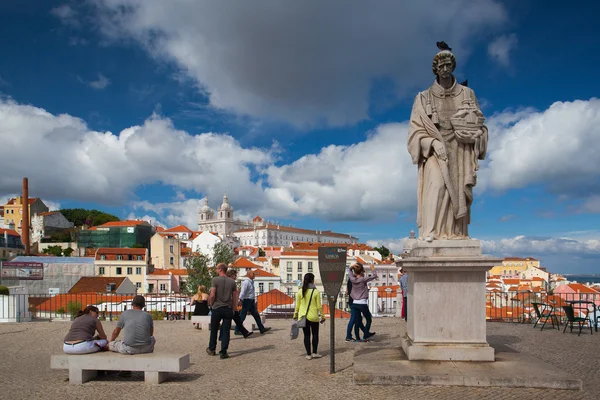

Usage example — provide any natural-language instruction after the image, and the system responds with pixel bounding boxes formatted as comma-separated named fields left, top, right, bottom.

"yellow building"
left=488, top=257, right=540, bottom=278
left=95, top=248, right=149, bottom=293
left=3, top=197, right=49, bottom=234
left=150, top=232, right=181, bottom=270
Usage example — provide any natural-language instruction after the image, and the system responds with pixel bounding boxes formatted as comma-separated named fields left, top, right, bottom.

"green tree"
left=374, top=245, right=390, bottom=258
left=0, top=286, right=9, bottom=295
left=212, top=242, right=235, bottom=267
left=66, top=301, right=82, bottom=318
left=258, top=248, right=266, bottom=257
left=184, top=254, right=215, bottom=294
left=63, top=247, right=74, bottom=257
left=43, top=245, right=63, bottom=257
left=60, top=208, right=120, bottom=227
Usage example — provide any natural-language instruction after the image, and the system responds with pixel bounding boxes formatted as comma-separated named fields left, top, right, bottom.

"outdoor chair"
left=562, top=305, right=593, bottom=336
left=531, top=302, right=559, bottom=331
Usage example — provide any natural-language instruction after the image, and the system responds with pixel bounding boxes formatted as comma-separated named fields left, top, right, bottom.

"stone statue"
left=407, top=42, right=488, bottom=240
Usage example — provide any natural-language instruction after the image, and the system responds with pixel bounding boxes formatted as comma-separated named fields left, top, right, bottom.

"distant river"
left=563, top=275, right=600, bottom=284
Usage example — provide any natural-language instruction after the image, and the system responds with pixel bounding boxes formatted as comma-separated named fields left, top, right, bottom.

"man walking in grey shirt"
left=109, top=295, right=155, bottom=354
left=207, top=263, right=238, bottom=359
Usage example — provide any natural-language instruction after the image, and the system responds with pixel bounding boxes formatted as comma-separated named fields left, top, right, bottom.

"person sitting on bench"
left=109, top=295, right=156, bottom=355
left=63, top=305, right=108, bottom=354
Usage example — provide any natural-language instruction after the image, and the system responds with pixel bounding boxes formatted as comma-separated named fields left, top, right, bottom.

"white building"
left=31, top=211, right=74, bottom=244
left=197, top=194, right=249, bottom=236
left=235, top=224, right=358, bottom=247
left=191, top=231, right=222, bottom=259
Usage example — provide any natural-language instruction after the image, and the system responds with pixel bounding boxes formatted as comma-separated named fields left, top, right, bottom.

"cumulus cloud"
left=264, top=123, right=416, bottom=220
left=82, top=0, right=507, bottom=127
left=479, top=98, right=600, bottom=201
left=0, top=98, right=273, bottom=208
left=481, top=235, right=600, bottom=255
left=51, top=4, right=80, bottom=26
left=487, top=33, right=518, bottom=66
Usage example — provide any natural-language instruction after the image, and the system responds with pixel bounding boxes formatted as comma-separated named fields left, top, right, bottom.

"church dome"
left=219, top=194, right=233, bottom=211
left=201, top=197, right=211, bottom=212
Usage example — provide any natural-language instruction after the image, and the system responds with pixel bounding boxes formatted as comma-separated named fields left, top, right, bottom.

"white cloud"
left=366, top=237, right=410, bottom=255
left=264, top=123, right=416, bottom=220
left=51, top=4, right=80, bottom=26
left=481, top=235, right=600, bottom=255
left=0, top=98, right=273, bottom=209
left=479, top=98, right=600, bottom=201
left=86, top=0, right=507, bottom=127
left=487, top=33, right=518, bottom=67
left=80, top=73, right=111, bottom=90
left=3, top=95, right=600, bottom=225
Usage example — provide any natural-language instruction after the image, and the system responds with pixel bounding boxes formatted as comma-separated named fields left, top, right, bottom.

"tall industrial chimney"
left=22, top=177, right=30, bottom=255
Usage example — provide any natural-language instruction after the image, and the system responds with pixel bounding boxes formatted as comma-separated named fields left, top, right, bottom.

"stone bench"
left=51, top=352, right=190, bottom=384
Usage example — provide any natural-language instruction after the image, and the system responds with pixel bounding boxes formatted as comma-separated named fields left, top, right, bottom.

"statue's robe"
left=407, top=79, right=487, bottom=239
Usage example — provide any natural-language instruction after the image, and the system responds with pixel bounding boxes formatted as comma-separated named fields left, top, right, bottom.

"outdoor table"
left=566, top=300, right=598, bottom=332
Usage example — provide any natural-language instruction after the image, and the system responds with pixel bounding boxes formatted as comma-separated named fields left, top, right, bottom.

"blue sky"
left=1, top=1, right=600, bottom=273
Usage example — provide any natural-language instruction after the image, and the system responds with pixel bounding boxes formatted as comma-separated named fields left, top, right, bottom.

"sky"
left=1, top=1, right=600, bottom=274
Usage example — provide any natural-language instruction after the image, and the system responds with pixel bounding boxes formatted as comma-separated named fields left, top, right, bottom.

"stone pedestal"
left=399, top=239, right=501, bottom=362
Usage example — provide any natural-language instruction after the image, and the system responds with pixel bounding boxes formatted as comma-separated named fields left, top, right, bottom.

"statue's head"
left=432, top=50, right=456, bottom=79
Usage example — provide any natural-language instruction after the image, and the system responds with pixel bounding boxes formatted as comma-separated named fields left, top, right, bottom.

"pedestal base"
left=400, top=323, right=494, bottom=361
left=399, top=239, right=501, bottom=362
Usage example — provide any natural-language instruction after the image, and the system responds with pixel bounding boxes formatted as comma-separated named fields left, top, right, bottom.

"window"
left=259, top=283, right=264, bottom=294
left=127, top=267, right=133, bottom=275
left=297, top=261, right=302, bottom=272
left=136, top=267, right=142, bottom=275
left=308, top=261, right=313, bottom=272
left=99, top=267, right=105, bottom=275
left=116, top=267, right=122, bottom=275
left=268, top=283, right=274, bottom=291
left=286, top=287, right=292, bottom=296
left=169, top=257, right=174, bottom=265
left=116, top=255, right=123, bottom=261
left=287, top=274, right=292, bottom=282
left=136, top=282, right=141, bottom=289
left=170, top=245, right=174, bottom=253
left=100, top=255, right=106, bottom=260
left=286, top=261, right=292, bottom=272
left=136, top=256, right=143, bottom=261
left=297, top=273, right=302, bottom=281
left=160, top=283, right=166, bottom=291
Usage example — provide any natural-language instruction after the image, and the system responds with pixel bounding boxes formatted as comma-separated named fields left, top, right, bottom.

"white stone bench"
left=51, top=353, right=190, bottom=384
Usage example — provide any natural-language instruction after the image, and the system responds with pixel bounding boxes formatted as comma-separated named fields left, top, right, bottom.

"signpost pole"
left=329, top=297, right=336, bottom=374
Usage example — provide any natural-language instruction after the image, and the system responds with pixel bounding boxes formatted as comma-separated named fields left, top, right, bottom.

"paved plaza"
left=0, top=318, right=597, bottom=399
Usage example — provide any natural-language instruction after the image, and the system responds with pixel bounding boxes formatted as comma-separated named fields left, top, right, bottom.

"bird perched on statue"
left=436, top=41, right=452, bottom=52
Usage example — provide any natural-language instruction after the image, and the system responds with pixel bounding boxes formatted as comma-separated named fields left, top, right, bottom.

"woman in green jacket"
left=293, top=273, right=326, bottom=360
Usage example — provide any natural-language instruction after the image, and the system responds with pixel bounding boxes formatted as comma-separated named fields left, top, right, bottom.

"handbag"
left=290, top=321, right=299, bottom=340
left=297, top=288, right=315, bottom=328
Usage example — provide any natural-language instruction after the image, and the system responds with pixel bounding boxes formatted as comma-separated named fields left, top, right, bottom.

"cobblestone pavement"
left=0, top=318, right=597, bottom=400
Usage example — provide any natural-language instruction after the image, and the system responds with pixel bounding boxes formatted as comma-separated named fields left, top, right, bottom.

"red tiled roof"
left=155, top=226, right=166, bottom=232
left=231, top=257, right=261, bottom=269
left=68, top=277, right=127, bottom=294
left=253, top=216, right=263, bottom=222
left=36, top=293, right=135, bottom=312
left=164, top=224, right=193, bottom=233
left=149, top=269, right=188, bottom=276
left=38, top=211, right=57, bottom=217
left=6, top=197, right=39, bottom=205
left=0, top=227, right=20, bottom=237
left=503, top=279, right=520, bottom=285
left=95, top=247, right=147, bottom=261
left=253, top=268, right=279, bottom=278
left=567, top=283, right=599, bottom=294
left=377, top=285, right=400, bottom=298
left=532, top=277, right=546, bottom=281
left=98, top=220, right=149, bottom=228
left=256, top=289, right=294, bottom=314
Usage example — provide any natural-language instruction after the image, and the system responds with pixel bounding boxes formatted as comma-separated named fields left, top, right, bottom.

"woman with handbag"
left=293, top=273, right=325, bottom=360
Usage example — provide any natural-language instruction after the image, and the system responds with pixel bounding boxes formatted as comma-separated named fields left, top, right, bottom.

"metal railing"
left=486, top=291, right=600, bottom=324
left=0, top=288, right=401, bottom=322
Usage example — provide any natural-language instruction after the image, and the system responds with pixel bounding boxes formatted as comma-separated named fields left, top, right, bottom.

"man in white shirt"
left=235, top=270, right=271, bottom=335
